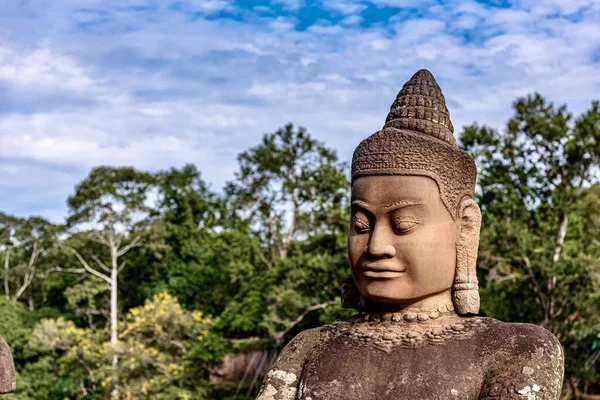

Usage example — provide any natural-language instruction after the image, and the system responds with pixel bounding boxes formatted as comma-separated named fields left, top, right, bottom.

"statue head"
left=342, top=69, right=481, bottom=315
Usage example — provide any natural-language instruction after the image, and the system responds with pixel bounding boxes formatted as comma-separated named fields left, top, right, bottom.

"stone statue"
left=257, top=69, right=564, bottom=400
left=0, top=335, right=15, bottom=394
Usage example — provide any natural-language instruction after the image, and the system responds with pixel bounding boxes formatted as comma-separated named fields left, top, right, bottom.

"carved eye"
left=352, top=215, right=370, bottom=233
left=393, top=216, right=420, bottom=233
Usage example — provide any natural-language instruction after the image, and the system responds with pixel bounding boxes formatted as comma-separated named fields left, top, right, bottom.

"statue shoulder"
left=477, top=318, right=564, bottom=399
left=271, top=326, right=325, bottom=373
left=0, top=335, right=15, bottom=394
left=257, top=327, right=325, bottom=400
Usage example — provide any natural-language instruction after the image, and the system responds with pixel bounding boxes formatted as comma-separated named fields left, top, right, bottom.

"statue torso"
left=295, top=316, right=562, bottom=400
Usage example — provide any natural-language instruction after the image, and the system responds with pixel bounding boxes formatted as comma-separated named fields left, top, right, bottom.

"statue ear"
left=341, top=275, right=367, bottom=311
left=452, top=198, right=482, bottom=315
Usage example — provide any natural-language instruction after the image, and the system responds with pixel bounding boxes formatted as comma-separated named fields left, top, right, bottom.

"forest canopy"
left=0, top=95, right=599, bottom=399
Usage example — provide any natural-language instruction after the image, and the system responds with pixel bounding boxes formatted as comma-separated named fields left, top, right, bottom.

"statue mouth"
left=361, top=263, right=406, bottom=278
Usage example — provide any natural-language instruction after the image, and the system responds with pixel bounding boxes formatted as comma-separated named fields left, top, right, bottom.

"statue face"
left=348, top=175, right=459, bottom=305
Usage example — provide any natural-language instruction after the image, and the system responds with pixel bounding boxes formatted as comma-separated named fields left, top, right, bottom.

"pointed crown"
left=384, top=69, right=455, bottom=146
left=351, top=69, right=477, bottom=218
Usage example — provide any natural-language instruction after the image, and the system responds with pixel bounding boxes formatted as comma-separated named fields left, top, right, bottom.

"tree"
left=0, top=213, right=60, bottom=310
left=222, top=124, right=351, bottom=344
left=117, top=164, right=258, bottom=316
left=117, top=292, right=214, bottom=399
left=28, top=293, right=215, bottom=400
left=460, top=94, right=600, bottom=395
left=54, top=166, right=155, bottom=400
left=225, top=123, right=349, bottom=266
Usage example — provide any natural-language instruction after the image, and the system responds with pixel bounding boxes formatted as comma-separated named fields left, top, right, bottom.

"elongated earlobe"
left=341, top=275, right=367, bottom=310
left=453, top=198, right=482, bottom=315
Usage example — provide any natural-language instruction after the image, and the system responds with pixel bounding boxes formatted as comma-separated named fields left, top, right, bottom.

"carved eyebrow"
left=383, top=200, right=423, bottom=210
left=351, top=199, right=422, bottom=212
left=351, top=200, right=373, bottom=211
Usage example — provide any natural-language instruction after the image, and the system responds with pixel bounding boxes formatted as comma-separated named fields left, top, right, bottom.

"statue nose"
left=365, top=227, right=397, bottom=258
left=365, top=243, right=396, bottom=258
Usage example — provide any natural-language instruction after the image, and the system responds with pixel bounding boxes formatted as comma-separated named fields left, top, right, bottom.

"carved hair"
left=344, top=69, right=480, bottom=314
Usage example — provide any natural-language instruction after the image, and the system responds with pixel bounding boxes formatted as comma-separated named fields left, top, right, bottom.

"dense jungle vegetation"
left=1, top=94, right=599, bottom=399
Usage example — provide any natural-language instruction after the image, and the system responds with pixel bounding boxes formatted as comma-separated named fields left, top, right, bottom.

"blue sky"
left=1, top=0, right=600, bottom=222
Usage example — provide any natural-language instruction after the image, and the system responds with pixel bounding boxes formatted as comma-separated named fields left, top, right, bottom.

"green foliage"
left=22, top=293, right=215, bottom=400
left=225, top=123, right=349, bottom=263
left=121, top=164, right=258, bottom=315
left=66, top=166, right=155, bottom=228
left=460, top=94, right=600, bottom=391
left=0, top=298, right=35, bottom=363
left=0, top=213, right=62, bottom=311
left=1, top=107, right=598, bottom=398
left=220, top=124, right=350, bottom=345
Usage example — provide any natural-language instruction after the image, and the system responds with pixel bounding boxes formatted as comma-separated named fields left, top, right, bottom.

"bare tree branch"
left=15, top=267, right=35, bottom=300
left=169, top=340, right=187, bottom=353
left=117, top=260, right=127, bottom=274
left=58, top=244, right=111, bottom=284
left=568, top=376, right=600, bottom=400
left=523, top=256, right=547, bottom=316
left=48, top=266, right=86, bottom=274
left=251, top=240, right=273, bottom=270
left=116, top=236, right=141, bottom=257
left=267, top=218, right=281, bottom=263
left=90, top=231, right=110, bottom=247
left=49, top=266, right=86, bottom=274
left=75, top=307, right=110, bottom=320
left=114, top=234, right=122, bottom=251
left=273, top=300, right=336, bottom=344
left=28, top=242, right=39, bottom=268
left=282, top=199, right=298, bottom=258
left=13, top=242, right=43, bottom=300
left=4, top=247, right=10, bottom=300
left=553, top=214, right=568, bottom=263
left=91, top=255, right=111, bottom=273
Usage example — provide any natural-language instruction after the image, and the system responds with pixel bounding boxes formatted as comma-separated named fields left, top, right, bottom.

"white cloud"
left=323, top=1, right=367, bottom=15
left=392, top=19, right=447, bottom=43
left=174, top=0, right=236, bottom=14
left=341, top=15, right=363, bottom=25
left=271, top=0, right=305, bottom=10
left=0, top=46, right=95, bottom=93
left=369, top=0, right=436, bottom=7
left=516, top=0, right=596, bottom=15
left=1, top=0, right=600, bottom=220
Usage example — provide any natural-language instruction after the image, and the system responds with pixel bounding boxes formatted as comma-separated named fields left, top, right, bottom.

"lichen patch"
left=271, top=370, right=298, bottom=385
left=522, top=366, right=534, bottom=375
left=517, top=385, right=539, bottom=399
left=258, top=384, right=277, bottom=399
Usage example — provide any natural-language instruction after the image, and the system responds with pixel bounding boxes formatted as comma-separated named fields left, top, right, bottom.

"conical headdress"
left=384, top=69, right=455, bottom=146
left=351, top=69, right=477, bottom=218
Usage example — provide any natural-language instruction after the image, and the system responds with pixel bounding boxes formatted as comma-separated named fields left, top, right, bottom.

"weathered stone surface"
left=302, top=317, right=562, bottom=399
left=257, top=328, right=323, bottom=400
left=0, top=336, right=16, bottom=394
left=258, top=317, right=562, bottom=399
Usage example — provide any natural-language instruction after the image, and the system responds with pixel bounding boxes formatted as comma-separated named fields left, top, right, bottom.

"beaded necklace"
left=361, top=301, right=456, bottom=323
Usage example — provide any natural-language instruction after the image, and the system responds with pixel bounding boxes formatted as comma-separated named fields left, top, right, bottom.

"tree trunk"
left=110, top=242, right=119, bottom=400
left=28, top=287, right=34, bottom=312
left=4, top=248, right=10, bottom=300
left=553, top=214, right=568, bottom=263
left=543, top=214, right=568, bottom=331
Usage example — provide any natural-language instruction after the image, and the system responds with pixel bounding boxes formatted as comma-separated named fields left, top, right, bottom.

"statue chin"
left=359, top=282, right=445, bottom=305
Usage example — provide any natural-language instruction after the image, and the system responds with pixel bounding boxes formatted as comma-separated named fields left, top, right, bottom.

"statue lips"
left=361, top=262, right=406, bottom=279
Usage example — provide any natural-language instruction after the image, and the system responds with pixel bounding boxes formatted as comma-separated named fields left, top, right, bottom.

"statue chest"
left=299, top=324, right=486, bottom=400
